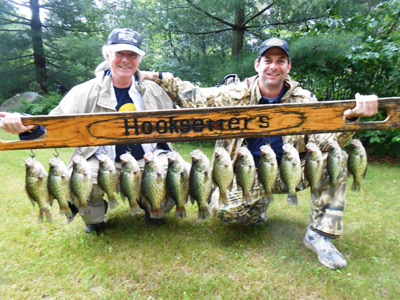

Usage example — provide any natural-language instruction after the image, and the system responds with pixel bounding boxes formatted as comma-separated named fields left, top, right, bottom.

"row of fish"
left=24, top=138, right=367, bottom=223
left=127, top=138, right=367, bottom=220
left=259, top=139, right=367, bottom=206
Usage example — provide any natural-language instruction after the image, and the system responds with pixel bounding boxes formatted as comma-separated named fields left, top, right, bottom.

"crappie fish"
left=280, top=143, right=301, bottom=205
left=305, top=142, right=324, bottom=193
left=258, top=144, right=278, bottom=200
left=348, top=139, right=367, bottom=192
left=48, top=155, right=72, bottom=218
left=166, top=151, right=189, bottom=218
left=97, top=153, right=119, bottom=208
left=189, top=148, right=212, bottom=220
left=212, top=147, right=234, bottom=206
left=141, top=152, right=167, bottom=219
left=25, top=156, right=52, bottom=222
left=235, top=146, right=256, bottom=205
left=120, top=152, right=142, bottom=216
left=327, top=140, right=343, bottom=187
left=70, top=154, right=93, bottom=215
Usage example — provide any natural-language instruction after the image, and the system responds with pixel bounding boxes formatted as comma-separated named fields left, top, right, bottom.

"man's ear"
left=254, top=58, right=260, bottom=72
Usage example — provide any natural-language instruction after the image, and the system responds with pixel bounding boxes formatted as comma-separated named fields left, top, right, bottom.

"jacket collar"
left=94, top=61, right=147, bottom=110
left=246, top=74, right=299, bottom=104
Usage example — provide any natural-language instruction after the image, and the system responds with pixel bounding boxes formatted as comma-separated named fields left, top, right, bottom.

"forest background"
left=1, top=0, right=399, bottom=156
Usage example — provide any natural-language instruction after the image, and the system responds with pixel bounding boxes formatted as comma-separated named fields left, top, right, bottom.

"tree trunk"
left=232, top=4, right=245, bottom=56
left=30, top=0, right=49, bottom=93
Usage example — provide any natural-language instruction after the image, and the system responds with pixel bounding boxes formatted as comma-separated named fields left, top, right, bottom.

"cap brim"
left=106, top=44, right=145, bottom=56
left=258, top=46, right=289, bottom=58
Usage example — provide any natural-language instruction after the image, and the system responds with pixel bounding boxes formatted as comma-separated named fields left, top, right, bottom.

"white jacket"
left=50, top=61, right=175, bottom=166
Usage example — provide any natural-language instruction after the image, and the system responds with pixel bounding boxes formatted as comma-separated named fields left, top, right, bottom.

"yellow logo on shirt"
left=119, top=103, right=136, bottom=112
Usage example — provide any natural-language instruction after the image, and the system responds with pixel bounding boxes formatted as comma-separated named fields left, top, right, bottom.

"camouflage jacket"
left=156, top=73, right=355, bottom=160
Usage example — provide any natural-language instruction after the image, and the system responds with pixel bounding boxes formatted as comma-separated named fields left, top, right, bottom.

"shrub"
left=20, top=92, right=62, bottom=115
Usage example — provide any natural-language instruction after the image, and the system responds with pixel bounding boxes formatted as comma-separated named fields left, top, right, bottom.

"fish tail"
left=265, top=192, right=274, bottom=203
left=129, top=206, right=142, bottom=216
left=109, top=196, right=118, bottom=209
left=150, top=208, right=165, bottom=219
left=219, top=192, right=228, bottom=205
left=38, top=210, right=44, bottom=223
left=48, top=196, right=54, bottom=207
left=79, top=205, right=90, bottom=216
left=59, top=206, right=73, bottom=218
left=198, top=207, right=210, bottom=220
left=310, top=188, right=317, bottom=202
left=351, top=181, right=361, bottom=192
left=175, top=206, right=186, bottom=218
left=44, top=208, right=53, bottom=222
left=242, top=193, right=252, bottom=205
left=129, top=200, right=142, bottom=216
left=287, top=193, right=298, bottom=206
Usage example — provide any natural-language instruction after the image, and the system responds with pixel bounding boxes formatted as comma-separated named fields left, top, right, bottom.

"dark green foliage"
left=1, top=0, right=399, bottom=157
left=357, top=129, right=400, bottom=158
left=356, top=110, right=400, bottom=158
left=19, top=92, right=62, bottom=115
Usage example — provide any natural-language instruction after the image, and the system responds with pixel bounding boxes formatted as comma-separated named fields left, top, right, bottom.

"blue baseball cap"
left=258, top=37, right=290, bottom=58
left=106, top=28, right=145, bottom=56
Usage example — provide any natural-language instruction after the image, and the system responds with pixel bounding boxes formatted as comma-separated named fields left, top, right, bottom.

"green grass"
left=0, top=131, right=399, bottom=299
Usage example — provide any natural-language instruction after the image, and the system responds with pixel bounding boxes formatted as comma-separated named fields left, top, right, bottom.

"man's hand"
left=140, top=71, right=158, bottom=82
left=344, top=93, right=379, bottom=120
left=0, top=112, right=37, bottom=134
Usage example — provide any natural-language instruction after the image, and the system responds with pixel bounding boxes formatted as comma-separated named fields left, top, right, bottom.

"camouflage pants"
left=209, top=151, right=348, bottom=237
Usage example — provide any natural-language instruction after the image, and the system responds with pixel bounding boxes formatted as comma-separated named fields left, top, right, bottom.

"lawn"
left=0, top=131, right=399, bottom=299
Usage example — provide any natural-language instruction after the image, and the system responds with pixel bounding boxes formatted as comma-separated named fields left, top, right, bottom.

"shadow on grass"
left=91, top=208, right=308, bottom=253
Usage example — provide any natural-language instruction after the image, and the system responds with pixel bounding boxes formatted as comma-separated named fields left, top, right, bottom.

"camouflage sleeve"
left=156, top=72, right=251, bottom=108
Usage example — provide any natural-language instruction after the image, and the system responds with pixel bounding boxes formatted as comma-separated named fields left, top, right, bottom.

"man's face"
left=254, top=47, right=291, bottom=90
left=107, top=50, right=141, bottom=81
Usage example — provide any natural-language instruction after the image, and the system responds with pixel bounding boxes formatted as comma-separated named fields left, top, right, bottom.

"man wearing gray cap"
left=0, top=28, right=175, bottom=233
left=142, top=37, right=378, bottom=269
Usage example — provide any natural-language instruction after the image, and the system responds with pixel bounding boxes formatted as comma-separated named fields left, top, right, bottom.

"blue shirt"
left=114, top=85, right=146, bottom=162
left=245, top=86, right=286, bottom=166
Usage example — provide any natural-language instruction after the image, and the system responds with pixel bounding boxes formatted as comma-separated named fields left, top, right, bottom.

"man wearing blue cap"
left=0, top=28, right=175, bottom=233
left=142, top=37, right=378, bottom=269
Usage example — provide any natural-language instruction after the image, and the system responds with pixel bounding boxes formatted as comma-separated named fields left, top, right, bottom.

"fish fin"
left=28, top=197, right=36, bottom=207
left=228, top=179, right=234, bottom=190
left=71, top=196, right=80, bottom=209
left=287, top=193, right=298, bottom=206
left=120, top=194, right=127, bottom=203
left=198, top=207, right=210, bottom=220
left=351, top=182, right=361, bottom=192
left=362, top=167, right=368, bottom=179
left=175, top=206, right=186, bottom=218
left=150, top=208, right=165, bottom=219
left=206, top=192, right=213, bottom=205
left=66, top=202, right=78, bottom=223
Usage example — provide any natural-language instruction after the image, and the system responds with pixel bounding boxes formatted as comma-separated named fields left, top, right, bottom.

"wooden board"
left=0, top=98, right=399, bottom=151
